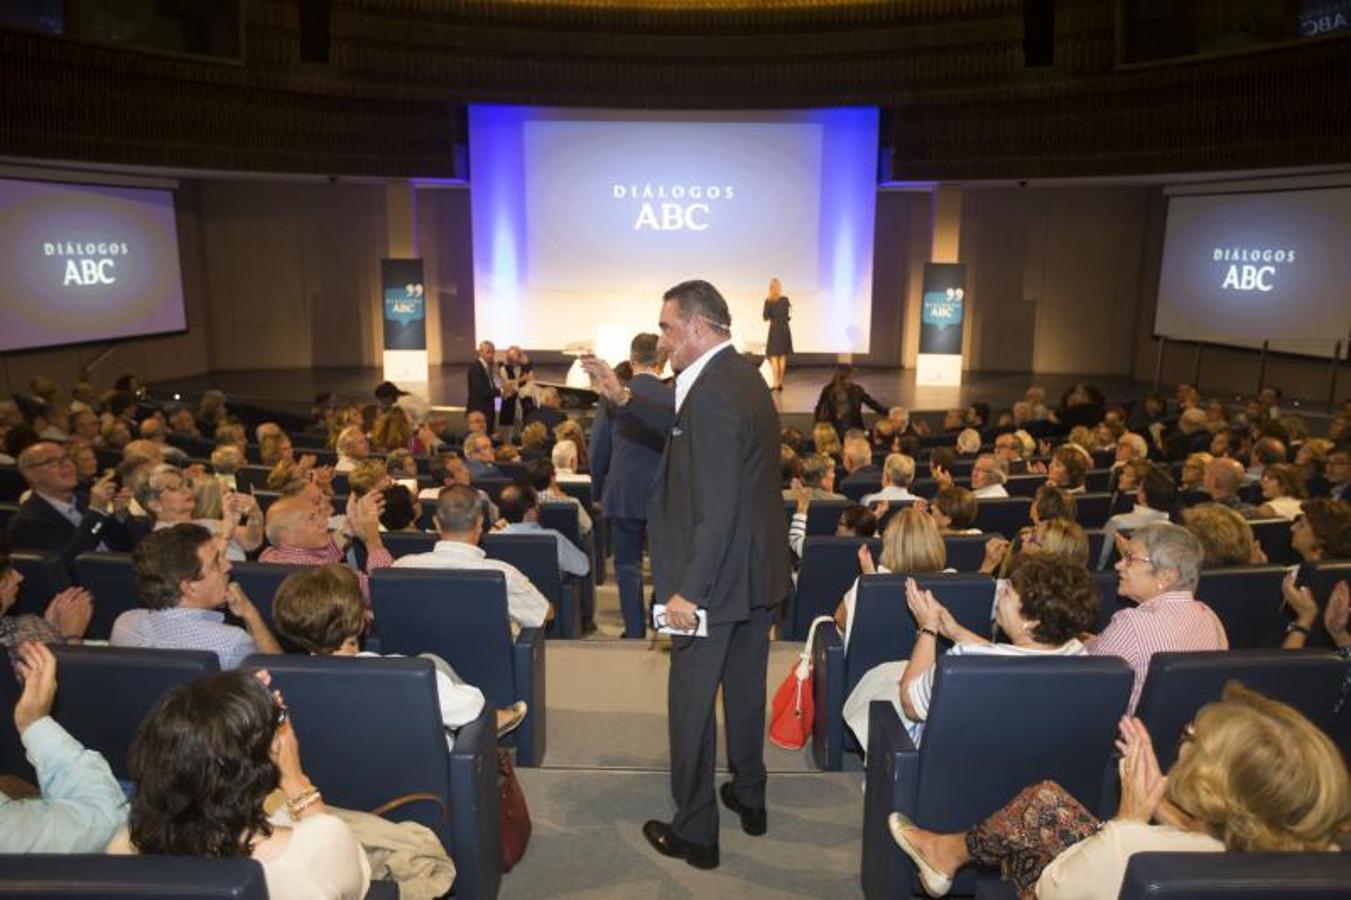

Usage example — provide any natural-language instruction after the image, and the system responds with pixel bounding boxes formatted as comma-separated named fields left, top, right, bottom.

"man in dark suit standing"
left=585, top=280, right=790, bottom=870
left=7, top=442, right=133, bottom=568
left=466, top=340, right=501, bottom=435
left=589, top=332, right=673, bottom=639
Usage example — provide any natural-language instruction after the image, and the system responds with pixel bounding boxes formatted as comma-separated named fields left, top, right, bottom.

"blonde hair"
left=1183, top=503, right=1254, bottom=567
left=879, top=507, right=946, bottom=573
left=520, top=421, right=549, bottom=451
left=192, top=475, right=225, bottom=520
left=1030, top=518, right=1089, bottom=567
left=813, top=422, right=842, bottom=458
left=1166, top=683, right=1349, bottom=851
left=370, top=408, right=410, bottom=453
left=347, top=459, right=387, bottom=498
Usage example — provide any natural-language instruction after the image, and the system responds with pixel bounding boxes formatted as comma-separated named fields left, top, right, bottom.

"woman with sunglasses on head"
left=109, top=669, right=370, bottom=899
left=889, top=683, right=1349, bottom=900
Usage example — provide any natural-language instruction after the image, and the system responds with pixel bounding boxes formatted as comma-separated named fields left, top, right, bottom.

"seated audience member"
left=99, top=416, right=132, bottom=451
left=210, top=444, right=246, bottom=492
left=122, top=438, right=165, bottom=470
left=1097, top=463, right=1176, bottom=569
left=112, top=524, right=281, bottom=668
left=137, top=464, right=262, bottom=561
left=1158, top=406, right=1213, bottom=462
left=270, top=563, right=525, bottom=742
left=834, top=507, right=948, bottom=648
left=980, top=517, right=1092, bottom=577
left=786, top=482, right=878, bottom=557
left=495, top=443, right=522, bottom=464
left=463, top=432, right=502, bottom=479
left=525, top=458, right=593, bottom=536
left=261, top=493, right=393, bottom=601
left=1090, top=523, right=1227, bottom=711
left=0, top=536, right=93, bottom=650
left=195, top=389, right=229, bottom=434
left=333, top=425, right=370, bottom=474
left=1296, top=438, right=1334, bottom=497
left=1046, top=444, right=1089, bottom=495
left=1282, top=578, right=1349, bottom=655
left=1031, top=483, right=1077, bottom=529
left=812, top=421, right=843, bottom=461
left=845, top=556, right=1096, bottom=750
left=214, top=422, right=248, bottom=452
left=1202, top=457, right=1259, bottom=517
left=930, top=487, right=980, bottom=535
left=1209, top=427, right=1245, bottom=461
left=463, top=409, right=490, bottom=438
left=370, top=406, right=412, bottom=454
left=789, top=453, right=847, bottom=502
left=379, top=485, right=422, bottom=533
left=519, top=421, right=550, bottom=460
left=954, top=428, right=982, bottom=457
left=1326, top=448, right=1349, bottom=501
left=1183, top=504, right=1260, bottom=568
left=1244, top=435, right=1287, bottom=484
left=258, top=432, right=295, bottom=467
left=419, top=453, right=499, bottom=524
left=860, top=453, right=917, bottom=506
left=889, top=684, right=1348, bottom=900
left=167, top=406, right=202, bottom=440
left=346, top=458, right=389, bottom=499
left=0, top=642, right=127, bottom=852
left=970, top=453, right=1008, bottom=499
left=392, top=485, right=552, bottom=631
left=1255, top=462, right=1307, bottom=520
left=497, top=483, right=590, bottom=578
left=839, top=437, right=880, bottom=492
left=554, top=420, right=591, bottom=473
left=67, top=409, right=99, bottom=446
left=109, top=669, right=371, bottom=899
left=385, top=449, right=420, bottom=485
left=1290, top=497, right=1351, bottom=563
left=68, top=442, right=98, bottom=483
left=550, top=439, right=591, bottom=484
left=524, top=387, right=567, bottom=433
left=7, top=442, right=134, bottom=562
left=1178, top=451, right=1212, bottom=494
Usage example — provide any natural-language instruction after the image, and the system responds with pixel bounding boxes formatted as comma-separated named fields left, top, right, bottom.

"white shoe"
left=887, top=812, right=953, bottom=898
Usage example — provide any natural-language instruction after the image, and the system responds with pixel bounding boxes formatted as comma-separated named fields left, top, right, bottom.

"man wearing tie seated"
left=393, top=485, right=553, bottom=633
left=7, top=442, right=135, bottom=565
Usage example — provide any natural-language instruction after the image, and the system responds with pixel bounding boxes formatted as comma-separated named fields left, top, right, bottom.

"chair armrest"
left=446, top=706, right=501, bottom=900
left=512, top=627, right=546, bottom=767
left=810, top=621, right=845, bottom=770
left=861, top=701, right=921, bottom=900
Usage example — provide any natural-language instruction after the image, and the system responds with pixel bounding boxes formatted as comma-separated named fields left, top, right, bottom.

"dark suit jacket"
left=636, top=347, right=790, bottom=624
left=6, top=493, right=133, bottom=567
left=465, top=359, right=499, bottom=418
left=589, top=373, right=673, bottom=521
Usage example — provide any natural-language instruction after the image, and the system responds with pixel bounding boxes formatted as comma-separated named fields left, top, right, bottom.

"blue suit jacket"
left=588, top=373, right=672, bottom=520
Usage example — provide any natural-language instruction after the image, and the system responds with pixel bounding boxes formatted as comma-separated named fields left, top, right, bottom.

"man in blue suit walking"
left=588, top=333, right=672, bottom=638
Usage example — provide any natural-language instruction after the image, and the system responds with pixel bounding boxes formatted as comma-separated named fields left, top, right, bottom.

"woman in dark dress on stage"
left=763, top=277, right=792, bottom=391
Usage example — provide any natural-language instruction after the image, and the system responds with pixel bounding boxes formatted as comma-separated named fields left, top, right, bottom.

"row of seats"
left=0, top=646, right=497, bottom=898
left=857, top=649, right=1349, bottom=898
left=807, top=563, right=1351, bottom=769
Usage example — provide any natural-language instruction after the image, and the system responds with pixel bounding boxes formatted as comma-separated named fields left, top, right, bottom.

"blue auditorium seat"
left=7, top=550, right=69, bottom=620
left=972, top=497, right=1032, bottom=538
left=537, top=499, right=592, bottom=626
left=481, top=532, right=573, bottom=638
left=554, top=480, right=605, bottom=585
left=788, top=536, right=880, bottom=640
left=1116, top=852, right=1351, bottom=899
left=1302, top=559, right=1351, bottom=648
left=861, top=655, right=1133, bottom=899
left=73, top=552, right=139, bottom=640
left=381, top=531, right=438, bottom=559
left=0, top=645, right=219, bottom=784
left=1085, top=468, right=1111, bottom=492
left=471, top=476, right=513, bottom=504
left=369, top=568, right=545, bottom=767
left=1247, top=517, right=1298, bottom=566
left=811, top=573, right=997, bottom=770
left=245, top=653, right=498, bottom=900
left=227, top=560, right=314, bottom=646
left=839, top=477, right=881, bottom=502
left=1074, top=492, right=1113, bottom=529
left=1002, top=474, right=1044, bottom=498
left=0, top=855, right=269, bottom=899
left=943, top=533, right=993, bottom=572
left=1091, top=569, right=1128, bottom=635
left=231, top=465, right=274, bottom=492
left=1193, top=565, right=1287, bottom=649
left=804, top=499, right=856, bottom=536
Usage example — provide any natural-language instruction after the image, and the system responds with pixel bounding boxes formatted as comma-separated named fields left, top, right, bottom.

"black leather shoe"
left=642, top=820, right=719, bottom=869
left=720, top=782, right=767, bottom=836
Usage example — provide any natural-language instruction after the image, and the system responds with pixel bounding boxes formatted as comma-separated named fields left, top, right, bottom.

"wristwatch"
left=1286, top=622, right=1311, bottom=636
left=918, top=626, right=939, bottom=640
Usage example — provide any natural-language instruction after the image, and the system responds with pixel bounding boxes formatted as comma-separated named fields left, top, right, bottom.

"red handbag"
left=498, top=748, right=532, bottom=871
left=768, top=616, right=835, bottom=750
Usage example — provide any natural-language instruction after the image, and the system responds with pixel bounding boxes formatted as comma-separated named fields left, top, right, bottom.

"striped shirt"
left=1089, top=590, right=1228, bottom=712
left=259, top=539, right=393, bottom=601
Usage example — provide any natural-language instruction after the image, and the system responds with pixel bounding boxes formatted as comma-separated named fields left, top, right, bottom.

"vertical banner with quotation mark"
left=917, top=262, right=966, bottom=386
left=381, top=258, right=428, bottom=383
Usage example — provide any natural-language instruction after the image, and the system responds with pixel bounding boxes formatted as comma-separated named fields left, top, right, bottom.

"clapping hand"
left=931, top=463, right=953, bottom=490
left=904, top=577, right=944, bottom=632
left=790, top=477, right=812, bottom=514
left=857, top=542, right=876, bottom=576
left=1115, top=716, right=1168, bottom=823
left=88, top=472, right=117, bottom=512
left=1325, top=581, right=1350, bottom=649
left=1281, top=570, right=1319, bottom=627
left=13, top=642, right=58, bottom=734
left=43, top=587, right=93, bottom=640
left=980, top=536, right=1011, bottom=574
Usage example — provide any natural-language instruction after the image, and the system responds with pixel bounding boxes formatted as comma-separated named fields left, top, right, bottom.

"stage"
left=151, top=365, right=1148, bottom=420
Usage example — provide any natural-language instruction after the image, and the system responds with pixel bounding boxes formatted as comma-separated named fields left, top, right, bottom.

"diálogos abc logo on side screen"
left=1213, top=246, right=1296, bottom=293
left=44, top=240, right=130, bottom=287
left=612, top=183, right=736, bottom=231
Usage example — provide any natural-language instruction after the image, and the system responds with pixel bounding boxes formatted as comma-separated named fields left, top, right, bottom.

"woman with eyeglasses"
left=109, top=668, right=370, bottom=899
left=134, top=464, right=262, bottom=562
left=889, top=682, right=1349, bottom=900
left=1088, top=523, right=1227, bottom=712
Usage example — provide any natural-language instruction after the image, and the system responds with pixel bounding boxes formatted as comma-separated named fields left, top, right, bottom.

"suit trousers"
left=611, top=517, right=647, bottom=638
left=668, top=604, right=774, bottom=846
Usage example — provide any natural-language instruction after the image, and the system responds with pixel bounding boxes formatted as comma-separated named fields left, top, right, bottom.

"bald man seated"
left=260, top=492, right=393, bottom=604
left=1203, top=458, right=1260, bottom=519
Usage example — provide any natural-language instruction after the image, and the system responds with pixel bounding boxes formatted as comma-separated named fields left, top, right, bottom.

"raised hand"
left=1115, top=716, right=1167, bottom=823
left=1281, top=570, right=1318, bottom=626
left=43, top=587, right=93, bottom=639
left=904, top=577, right=943, bottom=631
left=1325, top=580, right=1350, bottom=648
left=579, top=356, right=624, bottom=404
left=13, top=642, right=58, bottom=733
left=857, top=542, right=876, bottom=575
left=88, top=472, right=117, bottom=512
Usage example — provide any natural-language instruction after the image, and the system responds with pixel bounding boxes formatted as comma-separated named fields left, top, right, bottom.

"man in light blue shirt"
left=497, top=483, right=590, bottom=578
left=0, top=641, right=127, bottom=852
